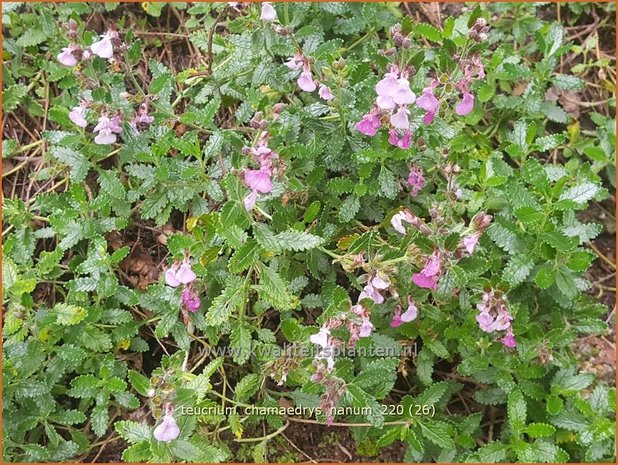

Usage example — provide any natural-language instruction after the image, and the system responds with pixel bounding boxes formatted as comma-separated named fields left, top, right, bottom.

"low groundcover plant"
left=2, top=2, right=615, bottom=463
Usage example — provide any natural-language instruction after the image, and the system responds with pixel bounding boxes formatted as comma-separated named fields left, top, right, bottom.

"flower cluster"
left=57, top=27, right=123, bottom=67
left=475, top=289, right=517, bottom=348
left=355, top=64, right=415, bottom=148
left=164, top=257, right=200, bottom=322
left=284, top=53, right=334, bottom=100
left=407, top=166, right=426, bottom=197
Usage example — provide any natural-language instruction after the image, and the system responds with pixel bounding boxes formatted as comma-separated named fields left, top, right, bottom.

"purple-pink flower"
left=244, top=169, right=273, bottom=194
left=455, top=91, right=474, bottom=116
left=475, top=290, right=516, bottom=348
left=181, top=287, right=201, bottom=312
left=416, top=80, right=440, bottom=124
left=412, top=251, right=441, bottom=290
left=407, top=166, right=425, bottom=197
left=388, top=129, right=411, bottom=149
left=355, top=110, right=381, bottom=137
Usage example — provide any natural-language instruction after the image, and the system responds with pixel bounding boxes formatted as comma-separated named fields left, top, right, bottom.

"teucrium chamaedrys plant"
left=2, top=2, right=615, bottom=463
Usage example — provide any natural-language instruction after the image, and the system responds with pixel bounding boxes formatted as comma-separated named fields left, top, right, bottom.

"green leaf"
left=414, top=23, right=443, bottom=43
left=49, top=146, right=91, bottom=182
left=525, top=423, right=556, bottom=438
left=503, top=254, right=534, bottom=286
left=128, top=370, right=151, bottom=397
left=205, top=277, right=246, bottom=326
left=3, top=83, right=28, bottom=112
left=418, top=420, right=454, bottom=448
left=255, top=263, right=296, bottom=310
left=507, top=389, right=527, bottom=431
left=228, top=240, right=261, bottom=273
left=52, top=303, right=86, bottom=326
left=115, top=420, right=153, bottom=444
left=558, top=182, right=601, bottom=206
left=234, top=373, right=260, bottom=402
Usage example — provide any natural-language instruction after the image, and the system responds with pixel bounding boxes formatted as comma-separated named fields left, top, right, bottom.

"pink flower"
left=93, top=114, right=122, bottom=145
left=412, top=252, right=441, bottom=290
left=181, top=287, right=201, bottom=312
left=462, top=232, right=480, bottom=254
left=57, top=45, right=79, bottom=67
left=390, top=307, right=403, bottom=328
left=297, top=70, right=317, bottom=92
left=176, top=262, right=197, bottom=284
left=407, top=167, right=425, bottom=197
left=356, top=111, right=381, bottom=136
left=455, top=92, right=474, bottom=116
left=260, top=2, right=277, bottom=21
left=388, top=129, right=411, bottom=149
left=376, top=74, right=415, bottom=109
left=401, top=296, right=418, bottom=322
left=476, top=311, right=494, bottom=332
left=389, top=106, right=410, bottom=129
left=359, top=273, right=390, bottom=304
left=153, top=412, right=180, bottom=442
left=69, top=105, right=88, bottom=128
left=90, top=31, right=115, bottom=59
left=416, top=83, right=440, bottom=124
left=318, top=84, right=335, bottom=101
left=244, top=169, right=272, bottom=194
left=501, top=329, right=517, bottom=348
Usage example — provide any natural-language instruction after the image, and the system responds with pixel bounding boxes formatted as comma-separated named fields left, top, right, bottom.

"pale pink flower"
left=389, top=106, right=410, bottom=129
left=359, top=318, right=373, bottom=338
left=57, top=45, right=79, bottom=67
left=165, top=268, right=181, bottom=287
left=401, top=296, right=418, bottom=322
left=297, top=70, right=317, bottom=92
left=153, top=412, right=180, bottom=442
left=93, top=114, right=122, bottom=145
left=462, top=232, right=480, bottom=254
left=284, top=53, right=304, bottom=70
left=176, top=262, right=197, bottom=285
left=310, top=327, right=330, bottom=348
left=69, top=105, right=88, bottom=128
left=318, top=84, right=335, bottom=101
left=260, top=2, right=277, bottom=21
left=90, top=31, right=115, bottom=59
